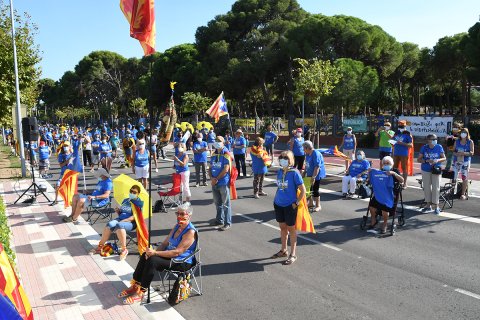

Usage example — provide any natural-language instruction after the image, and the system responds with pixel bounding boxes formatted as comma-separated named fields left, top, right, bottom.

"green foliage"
left=129, top=98, right=147, bottom=117
left=0, top=196, right=15, bottom=265
left=181, top=92, right=212, bottom=114
left=294, top=58, right=340, bottom=104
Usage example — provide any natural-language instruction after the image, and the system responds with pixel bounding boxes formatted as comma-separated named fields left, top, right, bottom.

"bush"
left=0, top=196, right=15, bottom=265
left=467, top=123, right=480, bottom=144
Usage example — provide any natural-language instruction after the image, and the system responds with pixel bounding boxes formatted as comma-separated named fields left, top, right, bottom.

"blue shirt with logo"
left=305, top=150, right=326, bottom=181
left=175, top=153, right=189, bottom=173
left=343, top=135, right=355, bottom=150
left=135, top=150, right=149, bottom=167
left=210, top=148, right=230, bottom=186
left=453, top=139, right=472, bottom=163
left=207, top=132, right=216, bottom=143
left=193, top=141, right=208, bottom=163
left=369, top=169, right=395, bottom=208
left=91, top=140, right=101, bottom=154
left=91, top=178, right=113, bottom=207
left=167, top=222, right=197, bottom=264
left=420, top=144, right=444, bottom=172
left=225, top=136, right=234, bottom=151
left=58, top=153, right=74, bottom=176
left=251, top=150, right=268, bottom=175
left=274, top=169, right=303, bottom=207
left=39, top=146, right=50, bottom=160
left=233, top=137, right=247, bottom=155
left=99, top=142, right=112, bottom=159
left=348, top=159, right=370, bottom=178
left=393, top=132, right=412, bottom=157
left=292, top=137, right=305, bottom=156
left=264, top=131, right=278, bottom=147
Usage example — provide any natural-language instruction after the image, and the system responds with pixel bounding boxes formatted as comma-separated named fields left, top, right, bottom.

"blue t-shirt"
left=369, top=169, right=395, bottom=208
left=30, top=142, right=38, bottom=156
left=99, top=142, right=112, bottom=159
left=91, top=140, right=101, bottom=154
left=348, top=159, right=370, bottom=178
left=343, top=135, right=355, bottom=150
left=118, top=198, right=134, bottom=221
left=207, top=132, right=216, bottom=143
left=39, top=146, right=50, bottom=160
left=193, top=141, right=208, bottom=163
left=175, top=153, right=189, bottom=173
left=292, top=137, right=305, bottom=156
left=264, top=131, right=278, bottom=146
left=251, top=150, right=268, bottom=175
left=91, top=178, right=113, bottom=207
left=225, top=136, right=234, bottom=151
left=274, top=169, right=303, bottom=207
left=233, top=137, right=247, bottom=155
left=453, top=139, right=472, bottom=163
left=58, top=153, right=74, bottom=176
left=420, top=144, right=445, bottom=172
left=393, top=132, right=412, bottom=157
left=210, top=149, right=230, bottom=186
left=305, top=150, right=326, bottom=181
left=135, top=150, right=149, bottom=167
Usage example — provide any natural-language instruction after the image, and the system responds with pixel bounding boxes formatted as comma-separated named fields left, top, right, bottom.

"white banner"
left=402, top=116, right=453, bottom=138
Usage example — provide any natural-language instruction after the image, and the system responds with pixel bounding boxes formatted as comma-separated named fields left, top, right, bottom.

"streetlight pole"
left=9, top=0, right=26, bottom=177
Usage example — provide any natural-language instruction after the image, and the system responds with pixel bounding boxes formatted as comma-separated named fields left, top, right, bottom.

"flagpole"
left=79, top=144, right=87, bottom=192
left=147, top=61, right=153, bottom=304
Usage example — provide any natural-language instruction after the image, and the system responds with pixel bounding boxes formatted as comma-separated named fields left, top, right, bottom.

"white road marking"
left=235, top=212, right=342, bottom=252
left=455, top=288, right=480, bottom=300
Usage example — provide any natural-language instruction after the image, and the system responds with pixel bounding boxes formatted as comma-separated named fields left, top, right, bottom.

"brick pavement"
left=0, top=179, right=184, bottom=320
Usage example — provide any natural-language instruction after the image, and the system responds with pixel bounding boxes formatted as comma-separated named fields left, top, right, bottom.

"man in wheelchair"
left=342, top=150, right=370, bottom=198
left=366, top=156, right=404, bottom=234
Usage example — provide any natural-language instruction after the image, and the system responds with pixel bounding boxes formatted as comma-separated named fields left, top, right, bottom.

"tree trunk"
left=461, top=76, right=467, bottom=119
left=397, top=78, right=404, bottom=114
left=261, top=80, right=273, bottom=117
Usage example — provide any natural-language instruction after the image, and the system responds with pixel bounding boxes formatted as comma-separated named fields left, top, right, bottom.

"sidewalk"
left=1, top=178, right=184, bottom=320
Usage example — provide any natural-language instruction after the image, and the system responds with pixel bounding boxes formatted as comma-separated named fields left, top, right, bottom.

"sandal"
left=119, top=248, right=129, bottom=260
left=117, top=283, right=138, bottom=299
left=283, top=254, right=297, bottom=265
left=89, top=244, right=104, bottom=255
left=122, top=293, right=143, bottom=305
left=271, top=250, right=288, bottom=259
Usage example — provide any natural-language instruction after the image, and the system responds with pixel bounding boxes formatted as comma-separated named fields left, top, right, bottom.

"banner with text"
left=342, top=116, right=368, bottom=132
left=401, top=116, right=453, bottom=138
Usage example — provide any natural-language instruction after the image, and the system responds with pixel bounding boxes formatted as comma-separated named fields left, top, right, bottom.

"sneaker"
left=202, top=183, right=208, bottom=187
left=421, top=206, right=432, bottom=213
left=258, top=192, right=268, bottom=196
left=210, top=220, right=223, bottom=226
left=254, top=194, right=260, bottom=199
left=220, top=225, right=231, bottom=231
left=433, top=208, right=441, bottom=215
left=155, top=168, right=158, bottom=173
left=119, top=249, right=129, bottom=260
left=195, top=184, right=199, bottom=187
left=62, top=215, right=77, bottom=223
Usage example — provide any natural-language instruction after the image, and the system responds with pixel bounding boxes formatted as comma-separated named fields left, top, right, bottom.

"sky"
left=7, top=0, right=480, bottom=81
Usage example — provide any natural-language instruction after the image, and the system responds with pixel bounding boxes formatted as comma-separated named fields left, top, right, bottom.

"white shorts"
left=135, top=165, right=149, bottom=179
left=343, top=149, right=355, bottom=160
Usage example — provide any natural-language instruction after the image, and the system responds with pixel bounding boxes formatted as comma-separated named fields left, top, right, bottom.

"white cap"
left=94, top=168, right=110, bottom=179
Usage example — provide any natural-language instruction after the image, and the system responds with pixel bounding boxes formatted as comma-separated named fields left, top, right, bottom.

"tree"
left=129, top=98, right=147, bottom=118
left=181, top=92, right=212, bottom=122
left=0, top=4, right=41, bottom=123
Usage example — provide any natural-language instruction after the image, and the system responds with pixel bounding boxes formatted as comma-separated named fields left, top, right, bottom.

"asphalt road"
left=43, top=147, right=480, bottom=320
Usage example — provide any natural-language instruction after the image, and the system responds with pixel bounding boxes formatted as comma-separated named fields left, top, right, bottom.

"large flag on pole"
left=206, top=92, right=228, bottom=123
left=58, top=169, right=79, bottom=209
left=120, top=0, right=156, bottom=56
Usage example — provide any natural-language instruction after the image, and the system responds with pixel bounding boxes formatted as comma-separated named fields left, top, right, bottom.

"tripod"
left=14, top=144, right=51, bottom=204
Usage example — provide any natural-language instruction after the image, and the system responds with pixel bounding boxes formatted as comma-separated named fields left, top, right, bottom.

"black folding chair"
left=85, top=194, right=114, bottom=225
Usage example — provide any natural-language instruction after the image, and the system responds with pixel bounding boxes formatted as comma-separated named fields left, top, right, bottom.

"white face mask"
left=213, top=142, right=223, bottom=150
left=296, top=133, right=302, bottom=138
left=460, top=133, right=467, bottom=139
left=197, top=138, right=202, bottom=142
left=177, top=148, right=184, bottom=153
left=102, top=140, right=106, bottom=144
left=384, top=126, right=390, bottom=130
left=399, top=128, right=405, bottom=133
left=279, top=159, right=289, bottom=168
left=63, top=147, right=69, bottom=152
left=347, top=130, right=352, bottom=135
left=356, top=154, right=363, bottom=160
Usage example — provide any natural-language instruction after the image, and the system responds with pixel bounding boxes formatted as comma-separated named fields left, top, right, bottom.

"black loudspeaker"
left=21, top=117, right=39, bottom=142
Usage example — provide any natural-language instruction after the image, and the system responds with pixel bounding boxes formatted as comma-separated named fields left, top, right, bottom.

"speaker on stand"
left=14, top=117, right=51, bottom=204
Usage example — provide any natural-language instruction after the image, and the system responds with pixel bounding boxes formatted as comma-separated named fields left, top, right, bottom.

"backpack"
left=168, top=273, right=192, bottom=305
left=152, top=199, right=166, bottom=213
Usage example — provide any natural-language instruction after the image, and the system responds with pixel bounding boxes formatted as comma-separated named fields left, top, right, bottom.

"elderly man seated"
left=117, top=202, right=197, bottom=305
left=63, top=168, right=113, bottom=223
left=342, top=150, right=370, bottom=197
left=367, top=156, right=404, bottom=234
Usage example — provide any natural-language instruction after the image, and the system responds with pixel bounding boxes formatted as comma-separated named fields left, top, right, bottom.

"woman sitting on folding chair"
left=118, top=203, right=197, bottom=305
left=89, top=185, right=142, bottom=260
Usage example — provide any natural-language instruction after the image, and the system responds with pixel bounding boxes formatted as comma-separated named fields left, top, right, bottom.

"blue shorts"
left=107, top=219, right=135, bottom=232
left=124, top=148, right=132, bottom=156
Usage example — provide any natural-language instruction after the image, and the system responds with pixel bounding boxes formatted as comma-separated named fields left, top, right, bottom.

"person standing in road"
left=209, top=136, right=232, bottom=231
left=303, top=141, right=326, bottom=212
left=51, top=141, right=74, bottom=206
left=99, top=135, right=113, bottom=172
left=233, top=129, right=247, bottom=178
left=81, top=133, right=93, bottom=172
left=453, top=128, right=474, bottom=200
left=392, top=120, right=413, bottom=188
left=132, top=139, right=150, bottom=190
left=289, top=128, right=305, bottom=171
left=417, top=134, right=446, bottom=215
left=264, top=124, right=278, bottom=158
left=174, top=145, right=192, bottom=204
left=193, top=133, right=208, bottom=187
left=207, top=128, right=216, bottom=156
left=375, top=121, right=395, bottom=169
left=271, top=150, right=306, bottom=265
left=122, top=130, right=135, bottom=168
left=250, top=137, right=269, bottom=199
left=224, top=130, right=234, bottom=152
left=339, top=126, right=356, bottom=173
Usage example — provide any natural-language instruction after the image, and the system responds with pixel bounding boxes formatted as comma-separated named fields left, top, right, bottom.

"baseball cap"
left=94, top=168, right=111, bottom=178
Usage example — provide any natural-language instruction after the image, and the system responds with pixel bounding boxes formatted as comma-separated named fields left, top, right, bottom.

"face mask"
left=430, top=140, right=437, bottom=146
left=63, top=147, right=69, bottom=152
left=356, top=155, right=363, bottom=160
left=129, top=193, right=137, bottom=200
left=383, top=165, right=392, bottom=171
left=384, top=126, right=390, bottom=130
left=213, top=142, right=223, bottom=149
left=279, top=159, right=289, bottom=168
left=127, top=134, right=131, bottom=137
left=347, top=130, right=352, bottom=135
left=98, top=177, right=103, bottom=182
left=399, top=128, right=405, bottom=133
left=178, top=148, right=185, bottom=153
left=102, top=140, right=106, bottom=143
left=296, top=133, right=302, bottom=138
left=460, top=133, right=467, bottom=139
left=177, top=216, right=188, bottom=224
left=96, top=137, right=100, bottom=141
left=197, top=138, right=202, bottom=142
left=138, top=144, right=145, bottom=150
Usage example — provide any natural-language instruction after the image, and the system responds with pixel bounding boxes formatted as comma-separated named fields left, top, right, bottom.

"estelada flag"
left=295, top=189, right=316, bottom=233
left=58, top=169, right=79, bottom=209
left=206, top=92, right=228, bottom=123
left=318, top=145, right=350, bottom=160
left=250, top=145, right=272, bottom=167
left=131, top=199, right=149, bottom=255
left=120, top=0, right=156, bottom=56
left=0, top=244, right=34, bottom=320
left=213, top=148, right=238, bottom=200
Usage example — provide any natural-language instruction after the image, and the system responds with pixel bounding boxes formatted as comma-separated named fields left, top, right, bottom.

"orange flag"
left=295, top=189, right=316, bottom=233
left=120, top=0, right=156, bottom=56
left=250, top=145, right=272, bottom=167
left=58, top=169, right=79, bottom=209
left=131, top=201, right=149, bottom=255
left=407, top=136, right=414, bottom=176
left=0, top=244, right=34, bottom=320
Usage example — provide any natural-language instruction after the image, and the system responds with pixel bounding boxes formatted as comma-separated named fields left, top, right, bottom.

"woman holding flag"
left=250, top=137, right=270, bottom=199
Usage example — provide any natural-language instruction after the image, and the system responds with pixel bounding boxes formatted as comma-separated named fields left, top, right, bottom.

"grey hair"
left=302, top=140, right=314, bottom=150
left=382, top=156, right=394, bottom=165
left=177, top=203, right=193, bottom=215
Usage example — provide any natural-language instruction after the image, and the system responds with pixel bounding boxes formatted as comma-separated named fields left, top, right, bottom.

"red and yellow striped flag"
left=131, top=202, right=149, bottom=255
left=120, top=0, right=156, bottom=56
left=0, top=244, right=34, bottom=320
left=58, top=169, right=79, bottom=209
left=295, top=190, right=316, bottom=233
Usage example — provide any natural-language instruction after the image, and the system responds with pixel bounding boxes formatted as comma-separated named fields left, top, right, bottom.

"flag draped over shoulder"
left=295, top=189, right=316, bottom=233
left=58, top=169, right=79, bottom=209
left=131, top=199, right=149, bottom=255
left=223, top=150, right=238, bottom=200
left=206, top=92, right=228, bottom=123
left=120, top=0, right=156, bottom=56
left=407, top=137, right=414, bottom=176
left=250, top=145, right=272, bottom=167
left=318, top=145, right=350, bottom=160
left=0, top=244, right=34, bottom=320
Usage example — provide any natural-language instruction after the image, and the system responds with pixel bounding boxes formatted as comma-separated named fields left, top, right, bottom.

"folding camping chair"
left=85, top=194, right=114, bottom=225
left=157, top=232, right=203, bottom=297
left=157, top=173, right=182, bottom=212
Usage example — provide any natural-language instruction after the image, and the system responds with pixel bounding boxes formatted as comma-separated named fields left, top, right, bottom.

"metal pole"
left=9, top=0, right=26, bottom=177
left=79, top=144, right=87, bottom=192
left=302, top=95, right=305, bottom=131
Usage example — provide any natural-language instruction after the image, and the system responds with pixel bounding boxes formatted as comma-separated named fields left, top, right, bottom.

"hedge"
left=0, top=196, right=15, bottom=265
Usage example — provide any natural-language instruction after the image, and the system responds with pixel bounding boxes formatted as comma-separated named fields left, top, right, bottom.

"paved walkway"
left=1, top=178, right=184, bottom=320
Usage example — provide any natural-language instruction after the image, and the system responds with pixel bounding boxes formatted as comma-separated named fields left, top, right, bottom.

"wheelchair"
left=360, top=183, right=405, bottom=236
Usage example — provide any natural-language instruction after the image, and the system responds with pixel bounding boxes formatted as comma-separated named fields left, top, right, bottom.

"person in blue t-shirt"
left=272, top=150, right=306, bottom=265
left=133, top=139, right=150, bottom=189
left=264, top=124, right=278, bottom=157
left=417, top=134, right=446, bottom=215
left=251, top=137, right=269, bottom=198
left=174, top=145, right=191, bottom=203
left=38, top=141, right=52, bottom=176
left=209, top=136, right=232, bottom=231
left=206, top=128, right=216, bottom=156
left=99, top=135, right=113, bottom=172
left=393, top=120, right=413, bottom=187
left=233, top=129, right=247, bottom=177
left=289, top=128, right=305, bottom=171
left=453, top=128, right=474, bottom=200
left=193, top=133, right=208, bottom=186
left=224, top=131, right=234, bottom=151
left=63, top=168, right=113, bottom=223
left=342, top=150, right=370, bottom=197
left=303, top=140, right=326, bottom=212
left=91, top=134, right=101, bottom=170
left=339, top=127, right=356, bottom=173
left=51, top=141, right=75, bottom=206
left=366, top=156, right=404, bottom=234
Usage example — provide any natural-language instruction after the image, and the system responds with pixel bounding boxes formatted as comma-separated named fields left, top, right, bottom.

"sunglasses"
left=278, top=156, right=288, bottom=160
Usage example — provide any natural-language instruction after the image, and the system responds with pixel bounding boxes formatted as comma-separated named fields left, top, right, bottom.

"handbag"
left=431, top=165, right=442, bottom=175
left=168, top=273, right=191, bottom=305
left=358, top=183, right=372, bottom=199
